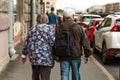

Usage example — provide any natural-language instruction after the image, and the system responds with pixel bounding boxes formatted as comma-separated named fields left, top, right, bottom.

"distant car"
left=78, top=14, right=102, bottom=25
left=93, top=14, right=120, bottom=64
left=85, top=18, right=103, bottom=47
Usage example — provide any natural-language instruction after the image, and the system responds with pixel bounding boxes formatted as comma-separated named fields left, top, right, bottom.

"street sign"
left=46, top=2, right=50, bottom=8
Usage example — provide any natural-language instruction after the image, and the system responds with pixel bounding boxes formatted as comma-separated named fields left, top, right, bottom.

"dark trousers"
left=31, top=65, right=51, bottom=80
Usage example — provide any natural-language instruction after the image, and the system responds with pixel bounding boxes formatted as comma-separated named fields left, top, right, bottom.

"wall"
left=0, top=31, right=10, bottom=72
left=0, top=13, right=10, bottom=73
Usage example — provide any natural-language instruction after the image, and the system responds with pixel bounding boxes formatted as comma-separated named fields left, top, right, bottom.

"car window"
left=104, top=18, right=112, bottom=27
left=91, top=16, right=101, bottom=19
left=82, top=16, right=91, bottom=22
left=89, top=20, right=94, bottom=27
left=116, top=19, right=120, bottom=24
left=99, top=18, right=107, bottom=28
left=100, top=18, right=111, bottom=28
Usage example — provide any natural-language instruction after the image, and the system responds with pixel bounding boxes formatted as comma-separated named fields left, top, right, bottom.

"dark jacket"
left=56, top=19, right=92, bottom=60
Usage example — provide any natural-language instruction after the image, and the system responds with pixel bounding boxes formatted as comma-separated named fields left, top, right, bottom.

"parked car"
left=93, top=14, right=120, bottom=64
left=85, top=18, right=103, bottom=47
left=78, top=14, right=102, bottom=25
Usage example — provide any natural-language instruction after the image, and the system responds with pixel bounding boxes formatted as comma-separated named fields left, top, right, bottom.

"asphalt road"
left=93, top=51, right=120, bottom=80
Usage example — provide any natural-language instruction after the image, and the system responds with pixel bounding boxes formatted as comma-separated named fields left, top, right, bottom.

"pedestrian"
left=54, top=8, right=92, bottom=80
left=46, top=10, right=49, bottom=16
left=21, top=14, right=55, bottom=80
left=48, top=7, right=58, bottom=29
left=57, top=12, right=62, bottom=24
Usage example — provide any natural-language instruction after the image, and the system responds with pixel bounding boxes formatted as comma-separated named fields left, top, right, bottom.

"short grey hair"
left=36, top=14, right=49, bottom=24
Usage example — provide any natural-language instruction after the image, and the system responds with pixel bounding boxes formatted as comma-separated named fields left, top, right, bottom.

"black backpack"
left=53, top=23, right=80, bottom=58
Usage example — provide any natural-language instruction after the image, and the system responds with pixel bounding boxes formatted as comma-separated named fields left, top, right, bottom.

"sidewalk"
left=0, top=57, right=110, bottom=80
left=0, top=43, right=110, bottom=80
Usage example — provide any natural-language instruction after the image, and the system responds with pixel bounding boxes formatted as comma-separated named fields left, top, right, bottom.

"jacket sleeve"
left=22, top=30, right=31, bottom=56
left=80, top=27, right=92, bottom=58
left=49, top=25, right=55, bottom=46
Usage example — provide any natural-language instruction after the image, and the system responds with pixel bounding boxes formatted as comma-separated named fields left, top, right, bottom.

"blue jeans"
left=60, top=59, right=81, bottom=80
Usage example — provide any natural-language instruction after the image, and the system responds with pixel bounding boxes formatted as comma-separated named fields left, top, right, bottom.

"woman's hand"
left=21, top=55, right=26, bottom=64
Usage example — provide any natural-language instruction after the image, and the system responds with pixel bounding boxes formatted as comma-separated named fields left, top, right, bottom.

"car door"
left=95, top=18, right=112, bottom=50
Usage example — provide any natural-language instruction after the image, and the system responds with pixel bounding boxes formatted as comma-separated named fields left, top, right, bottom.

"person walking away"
left=46, top=10, right=49, bottom=16
left=21, top=14, right=55, bottom=80
left=48, top=7, right=58, bottom=29
left=57, top=12, right=62, bottom=24
left=54, top=8, right=92, bottom=80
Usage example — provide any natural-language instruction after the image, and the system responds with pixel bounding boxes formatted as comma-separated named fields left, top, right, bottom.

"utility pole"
left=32, top=0, right=36, bottom=27
left=8, top=0, right=16, bottom=57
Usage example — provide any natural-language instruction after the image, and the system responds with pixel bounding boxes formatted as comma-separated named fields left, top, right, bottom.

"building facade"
left=44, top=0, right=56, bottom=13
left=87, top=5, right=104, bottom=13
left=0, top=0, right=10, bottom=73
left=113, top=2, right=120, bottom=12
left=105, top=2, right=120, bottom=13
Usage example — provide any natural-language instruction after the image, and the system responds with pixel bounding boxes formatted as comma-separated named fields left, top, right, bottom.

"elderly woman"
left=21, top=14, right=55, bottom=80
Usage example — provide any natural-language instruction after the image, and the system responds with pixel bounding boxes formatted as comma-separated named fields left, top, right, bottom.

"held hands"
left=84, top=57, right=89, bottom=64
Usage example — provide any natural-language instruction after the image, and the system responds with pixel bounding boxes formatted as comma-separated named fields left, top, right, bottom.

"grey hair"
left=36, top=14, right=49, bottom=24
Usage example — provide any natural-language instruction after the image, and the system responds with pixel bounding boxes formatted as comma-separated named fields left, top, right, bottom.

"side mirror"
left=96, top=22, right=102, bottom=30
left=96, top=24, right=101, bottom=30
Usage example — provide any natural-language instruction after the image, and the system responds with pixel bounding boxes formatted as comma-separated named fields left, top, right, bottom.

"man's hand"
left=53, top=55, right=59, bottom=62
left=84, top=57, right=89, bottom=64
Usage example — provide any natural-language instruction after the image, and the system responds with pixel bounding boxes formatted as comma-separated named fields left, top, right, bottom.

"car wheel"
left=93, top=38, right=98, bottom=53
left=90, top=41, right=94, bottom=48
left=102, top=44, right=109, bottom=64
left=91, top=36, right=95, bottom=48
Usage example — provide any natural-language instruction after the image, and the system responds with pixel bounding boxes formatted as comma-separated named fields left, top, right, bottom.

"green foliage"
left=57, top=9, right=63, bottom=13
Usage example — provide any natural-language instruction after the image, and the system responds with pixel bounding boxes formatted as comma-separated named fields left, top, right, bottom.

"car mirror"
left=96, top=24, right=101, bottom=30
left=96, top=22, right=102, bottom=30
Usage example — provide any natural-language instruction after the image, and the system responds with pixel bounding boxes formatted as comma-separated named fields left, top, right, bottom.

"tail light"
left=109, top=49, right=115, bottom=55
left=111, top=24, right=120, bottom=32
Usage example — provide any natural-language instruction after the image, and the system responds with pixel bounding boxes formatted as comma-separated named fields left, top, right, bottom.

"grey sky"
left=56, top=0, right=120, bottom=10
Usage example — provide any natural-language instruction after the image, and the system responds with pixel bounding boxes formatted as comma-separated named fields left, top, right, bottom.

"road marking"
left=91, top=55, right=115, bottom=80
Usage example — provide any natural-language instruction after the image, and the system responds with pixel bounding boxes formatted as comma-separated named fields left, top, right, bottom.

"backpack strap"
left=68, top=23, right=78, bottom=30
left=60, top=22, right=78, bottom=30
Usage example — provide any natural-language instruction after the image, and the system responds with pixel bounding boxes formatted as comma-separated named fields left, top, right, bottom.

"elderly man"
left=21, top=14, right=55, bottom=80
left=55, top=8, right=92, bottom=80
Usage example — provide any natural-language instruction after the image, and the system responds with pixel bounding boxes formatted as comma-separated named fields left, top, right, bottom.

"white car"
left=78, top=14, right=101, bottom=25
left=93, top=14, right=120, bottom=64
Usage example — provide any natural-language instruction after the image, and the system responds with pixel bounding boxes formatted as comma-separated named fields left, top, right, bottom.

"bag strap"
left=68, top=23, right=77, bottom=30
left=36, top=26, right=51, bottom=48
left=60, top=22, right=77, bottom=30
